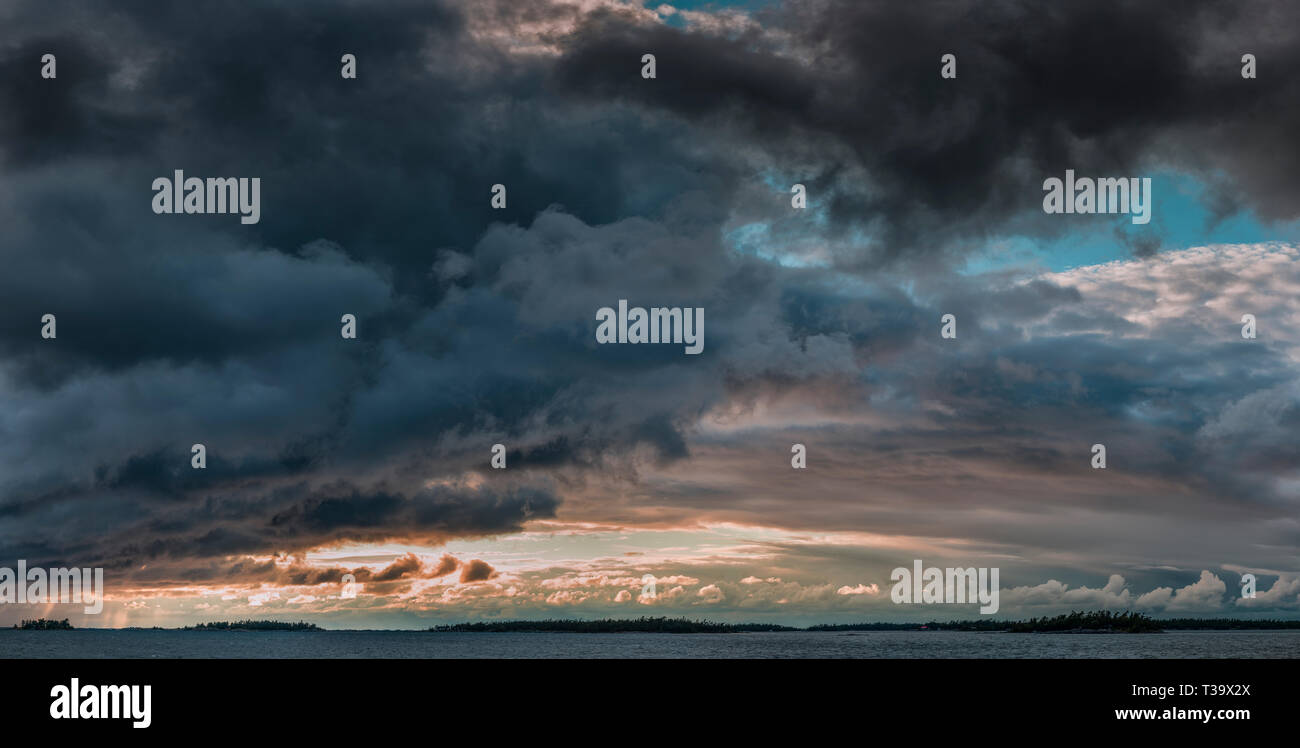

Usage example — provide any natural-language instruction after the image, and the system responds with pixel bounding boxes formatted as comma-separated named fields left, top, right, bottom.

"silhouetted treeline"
left=13, top=618, right=74, bottom=630
left=1007, top=611, right=1161, bottom=633
left=429, top=611, right=1300, bottom=634
left=1156, top=618, right=1300, bottom=630
left=807, top=622, right=931, bottom=631
left=432, top=617, right=797, bottom=633
left=812, top=611, right=1162, bottom=633
left=184, top=620, right=321, bottom=631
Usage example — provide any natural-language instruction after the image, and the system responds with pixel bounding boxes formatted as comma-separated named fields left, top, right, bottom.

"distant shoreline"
left=9, top=626, right=1300, bottom=634
left=428, top=613, right=1300, bottom=634
left=13, top=612, right=1300, bottom=634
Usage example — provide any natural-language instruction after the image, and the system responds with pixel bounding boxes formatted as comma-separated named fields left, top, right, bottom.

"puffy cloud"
left=429, top=554, right=461, bottom=578
left=371, top=553, right=425, bottom=582
left=697, top=584, right=724, bottom=603
left=1001, top=574, right=1133, bottom=610
left=1235, top=574, right=1300, bottom=609
left=459, top=559, right=498, bottom=584
left=1136, top=571, right=1228, bottom=612
left=836, top=584, right=880, bottom=596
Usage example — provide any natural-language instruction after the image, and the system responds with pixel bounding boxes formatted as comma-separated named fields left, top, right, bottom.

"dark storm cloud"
left=0, top=35, right=162, bottom=163
left=554, top=0, right=1300, bottom=262
left=0, top=0, right=739, bottom=574
left=0, top=0, right=736, bottom=296
left=102, top=550, right=465, bottom=590
left=5, top=473, right=558, bottom=573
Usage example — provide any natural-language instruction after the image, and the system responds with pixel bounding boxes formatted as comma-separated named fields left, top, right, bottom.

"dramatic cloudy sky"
left=2, top=0, right=1299, bottom=628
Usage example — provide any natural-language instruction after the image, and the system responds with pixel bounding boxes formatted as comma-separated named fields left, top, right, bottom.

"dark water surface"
left=3, top=629, right=1299, bottom=658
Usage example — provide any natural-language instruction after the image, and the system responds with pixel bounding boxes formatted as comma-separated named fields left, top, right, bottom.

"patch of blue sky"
left=728, top=169, right=1300, bottom=279
left=963, top=172, right=1300, bottom=275
left=648, top=0, right=776, bottom=30
left=726, top=220, right=827, bottom=267
left=646, top=0, right=774, bottom=13
left=726, top=170, right=835, bottom=268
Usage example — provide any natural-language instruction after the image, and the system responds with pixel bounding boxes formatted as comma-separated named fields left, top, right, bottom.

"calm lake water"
left=3, top=629, right=1299, bottom=658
